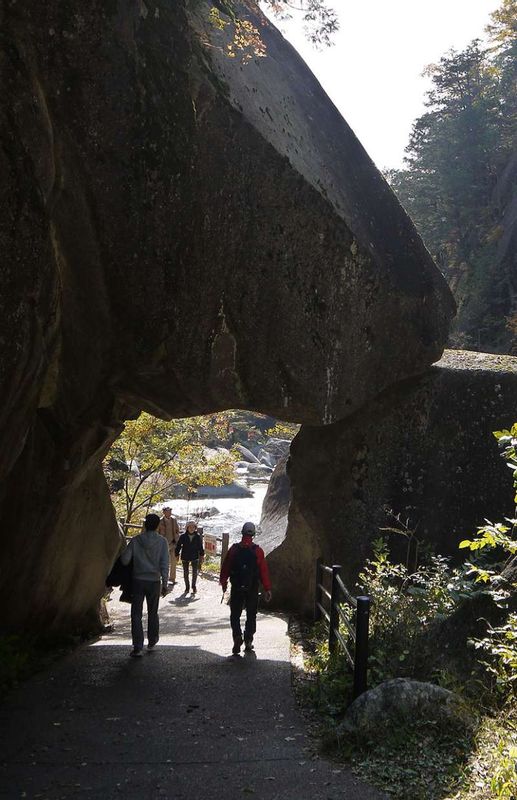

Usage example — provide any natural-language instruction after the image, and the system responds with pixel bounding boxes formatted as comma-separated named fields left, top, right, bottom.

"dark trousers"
left=182, top=560, right=198, bottom=591
left=131, top=579, right=161, bottom=650
left=230, top=587, right=259, bottom=642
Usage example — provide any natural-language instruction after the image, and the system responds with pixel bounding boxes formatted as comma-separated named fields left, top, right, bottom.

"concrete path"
left=0, top=576, right=385, bottom=800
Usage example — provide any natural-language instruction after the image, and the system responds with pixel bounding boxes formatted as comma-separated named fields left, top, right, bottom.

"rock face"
left=339, top=678, right=474, bottom=742
left=266, top=350, right=517, bottom=612
left=260, top=457, right=292, bottom=556
left=0, top=1, right=453, bottom=632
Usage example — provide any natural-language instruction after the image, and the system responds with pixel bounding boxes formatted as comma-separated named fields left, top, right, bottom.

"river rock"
left=258, top=451, right=275, bottom=468
left=235, top=444, right=261, bottom=464
left=258, top=437, right=291, bottom=468
left=195, top=482, right=254, bottom=499
left=338, top=678, right=474, bottom=742
left=246, top=462, right=273, bottom=475
left=196, top=506, right=220, bottom=519
left=0, top=1, right=453, bottom=632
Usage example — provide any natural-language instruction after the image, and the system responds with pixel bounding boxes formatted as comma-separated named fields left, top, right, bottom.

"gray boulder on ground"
left=338, top=678, right=474, bottom=742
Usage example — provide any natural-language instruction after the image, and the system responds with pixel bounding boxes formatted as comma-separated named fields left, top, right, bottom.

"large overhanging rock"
left=0, top=1, right=452, bottom=632
left=265, top=351, right=517, bottom=612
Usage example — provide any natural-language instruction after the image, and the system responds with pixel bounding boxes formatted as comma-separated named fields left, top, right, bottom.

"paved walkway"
left=0, top=576, right=385, bottom=799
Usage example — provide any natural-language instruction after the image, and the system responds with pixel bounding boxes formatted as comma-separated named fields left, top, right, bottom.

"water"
left=158, top=482, right=269, bottom=545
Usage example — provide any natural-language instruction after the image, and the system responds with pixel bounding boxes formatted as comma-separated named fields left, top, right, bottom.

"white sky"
left=261, top=0, right=500, bottom=169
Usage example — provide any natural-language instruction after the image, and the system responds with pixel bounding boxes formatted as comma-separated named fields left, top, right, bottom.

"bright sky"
left=261, top=0, right=500, bottom=169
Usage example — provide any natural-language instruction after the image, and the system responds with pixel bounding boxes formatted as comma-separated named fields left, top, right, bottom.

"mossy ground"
left=0, top=632, right=88, bottom=699
left=290, top=619, right=517, bottom=800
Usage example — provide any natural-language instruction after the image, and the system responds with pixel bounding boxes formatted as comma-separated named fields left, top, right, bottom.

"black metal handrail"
left=314, top=558, right=370, bottom=700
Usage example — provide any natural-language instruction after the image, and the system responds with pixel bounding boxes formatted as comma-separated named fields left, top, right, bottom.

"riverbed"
left=158, top=482, right=269, bottom=545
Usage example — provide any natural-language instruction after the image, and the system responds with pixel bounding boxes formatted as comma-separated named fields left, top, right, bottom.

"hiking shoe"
left=244, top=641, right=254, bottom=652
left=130, top=649, right=143, bottom=658
left=232, top=637, right=243, bottom=656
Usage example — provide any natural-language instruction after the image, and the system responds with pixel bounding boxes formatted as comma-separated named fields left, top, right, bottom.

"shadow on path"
left=0, top=578, right=386, bottom=799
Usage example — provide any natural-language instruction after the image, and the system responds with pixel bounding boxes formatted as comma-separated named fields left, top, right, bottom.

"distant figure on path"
left=219, top=521, right=272, bottom=656
left=175, top=520, right=204, bottom=596
left=121, top=513, right=169, bottom=657
left=158, top=506, right=180, bottom=584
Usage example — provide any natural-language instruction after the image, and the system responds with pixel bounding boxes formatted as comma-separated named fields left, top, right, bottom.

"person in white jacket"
left=121, top=513, right=169, bottom=657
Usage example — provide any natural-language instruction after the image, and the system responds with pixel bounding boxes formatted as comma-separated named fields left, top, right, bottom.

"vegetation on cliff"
left=203, top=0, right=339, bottom=47
left=387, top=0, right=517, bottom=353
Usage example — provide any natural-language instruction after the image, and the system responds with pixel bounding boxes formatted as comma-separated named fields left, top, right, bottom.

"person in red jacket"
left=220, top=521, right=272, bottom=655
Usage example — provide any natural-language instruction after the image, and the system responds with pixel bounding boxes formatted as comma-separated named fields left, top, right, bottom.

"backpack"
left=230, top=544, right=258, bottom=590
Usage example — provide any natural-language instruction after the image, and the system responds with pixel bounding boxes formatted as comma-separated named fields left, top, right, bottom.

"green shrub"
left=358, top=538, right=466, bottom=684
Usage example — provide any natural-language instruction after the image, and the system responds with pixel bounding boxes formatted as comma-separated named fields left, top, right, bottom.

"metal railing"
left=314, top=558, right=370, bottom=699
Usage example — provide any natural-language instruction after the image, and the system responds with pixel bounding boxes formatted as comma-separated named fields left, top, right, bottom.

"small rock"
left=338, top=678, right=475, bottom=742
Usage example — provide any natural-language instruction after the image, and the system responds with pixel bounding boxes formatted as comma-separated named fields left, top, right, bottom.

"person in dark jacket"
left=175, top=520, right=204, bottom=595
left=219, top=521, right=272, bottom=655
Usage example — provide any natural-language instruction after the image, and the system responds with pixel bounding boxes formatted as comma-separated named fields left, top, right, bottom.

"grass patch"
left=345, top=719, right=474, bottom=800
left=294, top=620, right=517, bottom=800
left=201, top=555, right=222, bottom=576
left=453, top=707, right=517, bottom=800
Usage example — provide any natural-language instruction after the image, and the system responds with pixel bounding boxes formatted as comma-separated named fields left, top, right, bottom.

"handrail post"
left=328, top=564, right=341, bottom=654
left=314, top=558, right=322, bottom=621
left=221, top=532, right=230, bottom=564
left=353, top=595, right=370, bottom=699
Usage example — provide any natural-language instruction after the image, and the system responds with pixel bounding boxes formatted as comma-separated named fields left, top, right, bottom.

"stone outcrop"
left=338, top=678, right=474, bottom=742
left=265, top=350, right=517, bottom=612
left=0, top=1, right=453, bottom=632
left=260, top=457, right=291, bottom=556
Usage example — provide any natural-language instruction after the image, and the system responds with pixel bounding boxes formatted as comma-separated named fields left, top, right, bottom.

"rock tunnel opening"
left=0, top=0, right=478, bottom=640
left=103, top=409, right=297, bottom=546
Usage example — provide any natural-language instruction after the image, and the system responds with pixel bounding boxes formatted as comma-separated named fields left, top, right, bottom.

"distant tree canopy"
left=386, top=0, right=516, bottom=351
